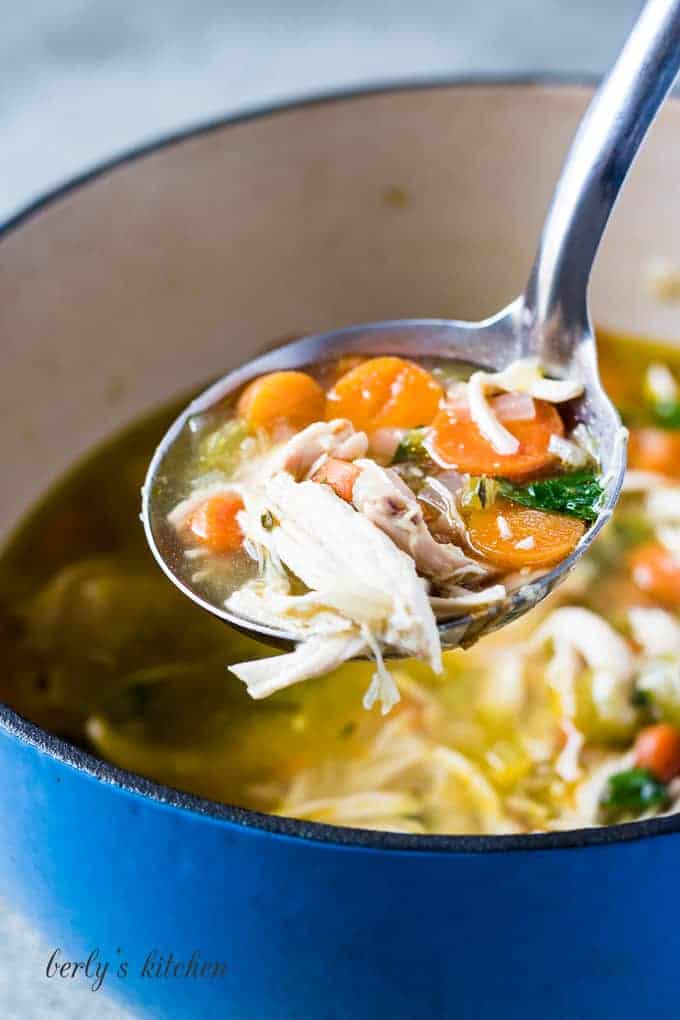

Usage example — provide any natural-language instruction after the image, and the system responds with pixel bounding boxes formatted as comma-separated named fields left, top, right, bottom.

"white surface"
left=0, top=1, right=644, bottom=1016
left=2, top=0, right=642, bottom=223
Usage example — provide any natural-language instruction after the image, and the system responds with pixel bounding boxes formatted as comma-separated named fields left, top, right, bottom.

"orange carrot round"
left=186, top=493, right=245, bottom=554
left=312, top=457, right=361, bottom=502
left=430, top=397, right=564, bottom=478
left=634, top=723, right=680, bottom=782
left=325, top=356, right=443, bottom=432
left=237, top=371, right=325, bottom=432
left=630, top=541, right=680, bottom=605
left=317, top=355, right=367, bottom=390
left=628, top=427, right=680, bottom=479
left=464, top=498, right=585, bottom=570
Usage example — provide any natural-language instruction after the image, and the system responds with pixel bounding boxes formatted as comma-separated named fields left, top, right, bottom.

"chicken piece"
left=228, top=472, right=443, bottom=708
left=279, top=419, right=368, bottom=479
left=169, top=420, right=367, bottom=533
left=531, top=607, right=636, bottom=779
left=532, top=607, right=635, bottom=720
left=230, top=634, right=368, bottom=700
left=350, top=459, right=490, bottom=585
left=429, top=584, right=507, bottom=619
left=240, top=472, right=441, bottom=664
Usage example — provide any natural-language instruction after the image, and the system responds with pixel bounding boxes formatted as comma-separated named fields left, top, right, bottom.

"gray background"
left=0, top=1, right=644, bottom=1016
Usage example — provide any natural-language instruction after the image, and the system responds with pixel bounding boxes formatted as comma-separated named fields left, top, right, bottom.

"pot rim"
left=3, top=73, right=680, bottom=854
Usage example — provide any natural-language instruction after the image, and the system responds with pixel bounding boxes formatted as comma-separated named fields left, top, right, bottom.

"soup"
left=2, top=331, right=680, bottom=835
left=154, top=353, right=600, bottom=711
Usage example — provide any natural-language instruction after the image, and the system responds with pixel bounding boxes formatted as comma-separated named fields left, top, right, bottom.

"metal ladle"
left=143, top=0, right=680, bottom=651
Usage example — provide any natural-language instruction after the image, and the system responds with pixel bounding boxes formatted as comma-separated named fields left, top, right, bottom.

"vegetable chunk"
left=634, top=723, right=680, bottom=782
left=237, top=371, right=325, bottom=432
left=600, top=767, right=668, bottom=821
left=628, top=427, right=680, bottom=479
left=430, top=398, right=563, bottom=478
left=465, top=498, right=585, bottom=569
left=326, top=356, right=443, bottom=432
left=630, top=541, right=680, bottom=606
left=312, top=457, right=361, bottom=502
left=187, top=493, right=245, bottom=554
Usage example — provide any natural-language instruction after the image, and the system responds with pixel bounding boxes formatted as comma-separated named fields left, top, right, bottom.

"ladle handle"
left=524, top=0, right=680, bottom=353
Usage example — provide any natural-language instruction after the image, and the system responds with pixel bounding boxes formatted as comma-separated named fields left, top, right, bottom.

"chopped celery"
left=460, top=476, right=499, bottom=511
left=196, top=420, right=250, bottom=473
left=392, top=428, right=428, bottom=464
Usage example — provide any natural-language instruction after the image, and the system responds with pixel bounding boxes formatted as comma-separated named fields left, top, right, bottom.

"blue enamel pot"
left=2, top=80, right=680, bottom=1019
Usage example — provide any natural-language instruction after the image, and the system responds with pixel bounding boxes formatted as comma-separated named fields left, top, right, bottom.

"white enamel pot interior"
left=2, top=80, right=679, bottom=559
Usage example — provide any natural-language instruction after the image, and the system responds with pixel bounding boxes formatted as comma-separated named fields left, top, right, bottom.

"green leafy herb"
left=599, top=766, right=668, bottom=822
left=393, top=428, right=428, bottom=464
left=631, top=686, right=652, bottom=710
left=498, top=471, right=604, bottom=522
left=652, top=400, right=680, bottom=429
left=260, top=511, right=275, bottom=531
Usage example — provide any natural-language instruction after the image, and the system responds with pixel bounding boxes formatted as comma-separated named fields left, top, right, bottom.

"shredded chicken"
left=228, top=472, right=443, bottom=710
left=531, top=607, right=636, bottom=779
left=629, top=607, right=680, bottom=656
left=271, top=707, right=517, bottom=834
left=280, top=418, right=368, bottom=479
left=429, top=585, right=507, bottom=617
left=230, top=633, right=368, bottom=700
left=630, top=608, right=680, bottom=713
left=466, top=356, right=584, bottom=455
left=548, top=433, right=589, bottom=469
left=351, top=459, right=490, bottom=584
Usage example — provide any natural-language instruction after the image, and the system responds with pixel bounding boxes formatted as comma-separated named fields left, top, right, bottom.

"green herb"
left=393, top=428, right=428, bottom=464
left=599, top=767, right=668, bottom=822
left=260, top=511, right=275, bottom=531
left=631, top=687, right=652, bottom=710
left=461, top=476, right=500, bottom=510
left=652, top=400, right=680, bottom=429
left=498, top=471, right=604, bottom=522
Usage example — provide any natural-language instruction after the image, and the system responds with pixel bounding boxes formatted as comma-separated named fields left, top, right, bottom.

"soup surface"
left=2, top=331, right=680, bottom=835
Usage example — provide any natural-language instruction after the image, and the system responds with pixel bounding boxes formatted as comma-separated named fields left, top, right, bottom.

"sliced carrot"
left=430, top=397, right=564, bottom=479
left=464, top=497, right=585, bottom=570
left=237, top=371, right=325, bottom=432
left=312, top=457, right=361, bottom=502
left=634, top=723, right=680, bottom=782
left=186, top=493, right=245, bottom=554
left=325, top=356, right=443, bottom=432
left=629, top=541, right=680, bottom=605
left=628, top=427, right=680, bottom=479
left=317, top=355, right=367, bottom=390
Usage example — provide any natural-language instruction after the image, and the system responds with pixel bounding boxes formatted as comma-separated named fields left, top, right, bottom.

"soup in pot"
left=2, top=330, right=680, bottom=835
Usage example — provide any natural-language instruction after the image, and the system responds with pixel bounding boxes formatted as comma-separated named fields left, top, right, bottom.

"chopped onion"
left=433, top=470, right=466, bottom=494
left=492, top=392, right=536, bottom=421
left=368, top=428, right=405, bottom=462
left=514, top=536, right=535, bottom=550
left=548, top=433, right=588, bottom=468
left=497, top=514, right=512, bottom=539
